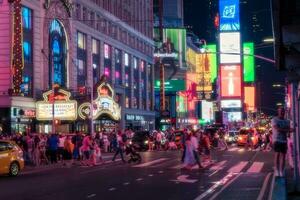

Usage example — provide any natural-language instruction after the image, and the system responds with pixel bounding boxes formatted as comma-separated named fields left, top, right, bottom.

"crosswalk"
left=130, top=158, right=266, bottom=175
left=227, top=147, right=260, bottom=152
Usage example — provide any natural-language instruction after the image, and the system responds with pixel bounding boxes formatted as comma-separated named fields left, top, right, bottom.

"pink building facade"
left=0, top=0, right=155, bottom=134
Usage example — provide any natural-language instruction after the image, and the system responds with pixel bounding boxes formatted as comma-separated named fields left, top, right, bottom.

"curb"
left=270, top=176, right=287, bottom=200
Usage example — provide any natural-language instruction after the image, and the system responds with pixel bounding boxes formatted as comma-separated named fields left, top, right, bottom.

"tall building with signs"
left=218, top=0, right=256, bottom=124
left=0, top=0, right=155, bottom=134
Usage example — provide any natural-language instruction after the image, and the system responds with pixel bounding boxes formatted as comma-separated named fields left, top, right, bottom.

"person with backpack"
left=112, top=131, right=126, bottom=163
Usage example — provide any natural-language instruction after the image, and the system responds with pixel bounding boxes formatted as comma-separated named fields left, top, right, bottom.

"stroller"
left=125, top=143, right=142, bottom=163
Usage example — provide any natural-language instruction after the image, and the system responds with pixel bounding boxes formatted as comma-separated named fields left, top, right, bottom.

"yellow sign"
left=36, top=88, right=77, bottom=121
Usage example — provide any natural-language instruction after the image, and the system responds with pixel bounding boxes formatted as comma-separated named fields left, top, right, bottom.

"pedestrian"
left=202, top=132, right=212, bottom=163
left=47, top=133, right=59, bottom=164
left=191, top=131, right=203, bottom=169
left=112, top=131, right=126, bottom=163
left=32, top=135, right=41, bottom=166
left=72, top=132, right=83, bottom=162
left=182, top=132, right=196, bottom=170
left=63, top=136, right=74, bottom=167
left=58, top=134, right=66, bottom=162
left=272, top=107, right=292, bottom=177
left=81, top=135, right=92, bottom=166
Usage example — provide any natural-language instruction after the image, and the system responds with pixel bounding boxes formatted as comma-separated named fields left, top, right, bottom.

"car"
left=0, top=140, right=24, bottom=176
left=225, top=130, right=238, bottom=144
left=236, top=128, right=259, bottom=147
left=131, top=131, right=150, bottom=151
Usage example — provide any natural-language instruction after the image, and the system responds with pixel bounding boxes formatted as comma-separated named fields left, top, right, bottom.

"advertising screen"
left=154, top=79, right=186, bottom=92
left=206, top=44, right=218, bottom=83
left=221, top=100, right=242, bottom=108
left=201, top=100, right=214, bottom=122
left=220, top=32, right=241, bottom=64
left=244, top=86, right=256, bottom=111
left=243, top=42, right=255, bottom=82
left=154, top=28, right=186, bottom=68
left=220, top=65, right=242, bottom=97
left=226, top=112, right=242, bottom=122
left=219, top=0, right=240, bottom=31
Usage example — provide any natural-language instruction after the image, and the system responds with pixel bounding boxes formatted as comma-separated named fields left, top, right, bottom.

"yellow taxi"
left=237, top=128, right=259, bottom=147
left=0, top=140, right=24, bottom=176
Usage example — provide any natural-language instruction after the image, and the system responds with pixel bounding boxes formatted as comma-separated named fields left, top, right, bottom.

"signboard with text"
left=36, top=88, right=77, bottom=121
left=220, top=65, right=242, bottom=98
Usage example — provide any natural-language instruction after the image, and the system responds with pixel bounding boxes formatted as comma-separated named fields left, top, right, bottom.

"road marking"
left=132, top=158, right=168, bottom=168
left=191, top=161, right=212, bottom=169
left=158, top=170, right=164, bottom=174
left=148, top=174, right=154, bottom=177
left=228, top=161, right=248, bottom=173
left=238, top=148, right=245, bottom=152
left=171, top=164, right=183, bottom=169
left=171, top=175, right=198, bottom=183
left=210, top=161, right=227, bottom=171
left=86, top=194, right=96, bottom=198
left=108, top=187, right=116, bottom=191
left=268, top=173, right=275, bottom=200
left=123, top=182, right=130, bottom=185
left=136, top=178, right=143, bottom=181
left=247, top=162, right=264, bottom=173
left=228, top=147, right=239, bottom=152
left=79, top=159, right=121, bottom=174
left=194, top=173, right=240, bottom=200
left=257, top=172, right=272, bottom=200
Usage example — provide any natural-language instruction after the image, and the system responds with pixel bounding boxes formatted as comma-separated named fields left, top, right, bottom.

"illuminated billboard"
left=154, top=28, right=186, bottom=68
left=221, top=100, right=242, bottom=108
left=220, top=65, right=242, bottom=97
left=225, top=112, right=242, bottom=122
left=219, top=0, right=240, bottom=31
left=243, top=42, right=255, bottom=82
left=244, top=86, right=256, bottom=111
left=201, top=100, right=214, bottom=122
left=220, top=32, right=241, bottom=64
left=206, top=44, right=218, bottom=83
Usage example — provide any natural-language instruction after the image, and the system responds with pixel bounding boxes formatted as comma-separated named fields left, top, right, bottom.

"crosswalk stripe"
left=191, top=160, right=214, bottom=169
left=132, top=158, right=168, bottom=168
left=228, top=161, right=248, bottom=173
left=171, top=164, right=183, bottom=169
left=228, top=147, right=239, bottom=152
left=210, top=160, right=227, bottom=171
left=247, top=162, right=264, bottom=173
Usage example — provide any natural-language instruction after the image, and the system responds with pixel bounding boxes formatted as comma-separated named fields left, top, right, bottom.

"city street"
left=0, top=147, right=274, bottom=200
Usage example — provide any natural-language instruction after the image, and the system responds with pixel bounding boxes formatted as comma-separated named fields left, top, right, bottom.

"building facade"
left=0, top=0, right=155, bottom=134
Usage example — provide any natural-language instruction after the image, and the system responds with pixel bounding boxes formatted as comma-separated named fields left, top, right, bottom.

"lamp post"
left=51, top=51, right=56, bottom=134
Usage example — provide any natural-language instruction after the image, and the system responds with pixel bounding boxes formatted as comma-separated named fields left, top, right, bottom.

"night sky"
left=183, top=0, right=286, bottom=115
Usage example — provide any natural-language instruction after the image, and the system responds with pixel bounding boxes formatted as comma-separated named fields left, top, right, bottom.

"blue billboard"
left=219, top=0, right=240, bottom=31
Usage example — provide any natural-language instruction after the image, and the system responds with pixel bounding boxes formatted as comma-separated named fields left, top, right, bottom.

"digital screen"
left=221, top=100, right=242, bottom=108
left=220, top=32, right=241, bottom=64
left=176, top=94, right=186, bottom=113
left=154, top=28, right=187, bottom=68
left=104, top=44, right=110, bottom=59
left=219, top=0, right=240, bottom=31
left=244, top=86, right=255, bottom=111
left=201, top=100, right=214, bottom=122
left=243, top=42, right=255, bottom=82
left=220, top=65, right=242, bottom=97
left=206, top=44, right=218, bottom=83
left=225, top=112, right=242, bottom=122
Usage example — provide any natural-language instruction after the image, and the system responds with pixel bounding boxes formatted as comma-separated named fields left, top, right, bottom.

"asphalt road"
left=0, top=146, right=274, bottom=200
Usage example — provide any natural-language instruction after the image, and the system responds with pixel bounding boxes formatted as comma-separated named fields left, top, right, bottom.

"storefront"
left=125, top=113, right=155, bottom=131
left=35, top=88, right=78, bottom=133
left=77, top=81, right=121, bottom=133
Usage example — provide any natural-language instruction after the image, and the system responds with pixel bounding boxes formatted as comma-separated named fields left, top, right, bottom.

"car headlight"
left=238, top=136, right=242, bottom=140
left=129, top=141, right=132, bottom=145
left=251, top=137, right=255, bottom=141
left=144, top=140, right=149, bottom=145
left=228, top=136, right=233, bottom=142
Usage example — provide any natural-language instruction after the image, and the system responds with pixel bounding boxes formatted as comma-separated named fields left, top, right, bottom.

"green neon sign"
left=206, top=44, right=217, bottom=83
left=243, top=42, right=255, bottom=82
left=154, top=80, right=186, bottom=92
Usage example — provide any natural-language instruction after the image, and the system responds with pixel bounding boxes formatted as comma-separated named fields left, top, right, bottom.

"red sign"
left=24, top=109, right=35, bottom=118
left=244, top=86, right=256, bottom=111
left=220, top=65, right=242, bottom=97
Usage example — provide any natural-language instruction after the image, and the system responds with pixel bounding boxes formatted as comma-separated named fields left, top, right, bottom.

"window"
left=23, top=41, right=32, bottom=63
left=21, top=6, right=33, bottom=96
left=133, top=57, right=139, bottom=109
left=0, top=142, right=13, bottom=152
left=115, top=49, right=122, bottom=85
left=77, top=32, right=86, bottom=50
left=77, top=31, right=87, bottom=87
left=22, top=7, right=32, bottom=30
left=92, top=38, right=100, bottom=84
left=104, top=43, right=112, bottom=82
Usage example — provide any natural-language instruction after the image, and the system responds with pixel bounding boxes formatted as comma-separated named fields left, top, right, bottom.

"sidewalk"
left=271, top=168, right=300, bottom=200
left=23, top=152, right=115, bottom=173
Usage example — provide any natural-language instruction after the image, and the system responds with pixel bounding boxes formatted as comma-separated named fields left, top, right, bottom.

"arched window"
left=49, top=19, right=67, bottom=87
